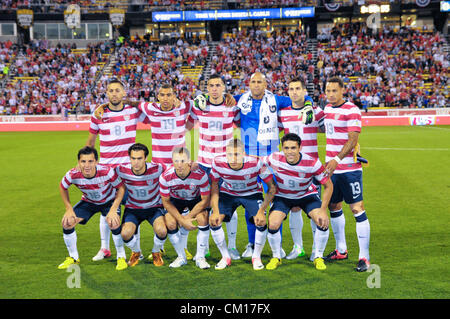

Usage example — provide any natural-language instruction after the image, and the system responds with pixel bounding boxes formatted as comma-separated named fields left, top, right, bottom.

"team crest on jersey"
left=334, top=114, right=340, bottom=120
left=190, top=184, right=196, bottom=190
left=298, top=172, right=305, bottom=178
left=174, top=111, right=180, bottom=117
left=124, top=115, right=130, bottom=121
left=98, top=182, right=105, bottom=188
left=245, top=174, right=251, bottom=180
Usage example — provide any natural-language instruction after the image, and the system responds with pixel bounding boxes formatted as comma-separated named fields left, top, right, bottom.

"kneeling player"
left=263, top=133, right=333, bottom=270
left=117, top=143, right=185, bottom=268
left=209, top=139, right=276, bottom=270
left=58, top=146, right=128, bottom=271
left=159, top=147, right=211, bottom=269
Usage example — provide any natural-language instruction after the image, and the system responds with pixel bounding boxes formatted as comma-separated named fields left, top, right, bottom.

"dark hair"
left=227, top=138, right=244, bottom=150
left=128, top=143, right=149, bottom=157
left=107, top=78, right=124, bottom=88
left=289, top=77, right=306, bottom=89
left=207, top=74, right=225, bottom=85
left=326, top=76, right=344, bottom=88
left=78, top=146, right=98, bottom=160
left=172, top=146, right=190, bottom=159
left=281, top=133, right=302, bottom=147
left=159, top=83, right=173, bottom=90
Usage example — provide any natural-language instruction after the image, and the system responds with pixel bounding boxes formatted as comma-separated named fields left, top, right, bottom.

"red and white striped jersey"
left=89, top=104, right=146, bottom=167
left=187, top=102, right=240, bottom=168
left=323, top=101, right=362, bottom=173
left=211, top=154, right=272, bottom=197
left=263, top=152, right=328, bottom=199
left=60, top=165, right=123, bottom=204
left=116, top=162, right=166, bottom=209
left=138, top=101, right=192, bottom=165
left=278, top=105, right=324, bottom=159
left=159, top=165, right=210, bottom=200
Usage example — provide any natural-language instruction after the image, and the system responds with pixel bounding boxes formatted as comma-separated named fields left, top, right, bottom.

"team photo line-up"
left=58, top=72, right=371, bottom=273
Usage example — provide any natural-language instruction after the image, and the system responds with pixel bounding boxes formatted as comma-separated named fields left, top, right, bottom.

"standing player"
left=86, top=78, right=146, bottom=262
left=278, top=77, right=324, bottom=260
left=58, top=146, right=128, bottom=271
left=117, top=143, right=186, bottom=268
left=188, top=74, right=241, bottom=259
left=233, top=72, right=292, bottom=259
left=323, top=77, right=371, bottom=272
left=209, top=138, right=276, bottom=270
left=262, top=133, right=333, bottom=271
left=159, top=147, right=211, bottom=269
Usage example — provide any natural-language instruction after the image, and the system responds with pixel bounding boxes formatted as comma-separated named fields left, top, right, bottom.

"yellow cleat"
left=265, top=258, right=281, bottom=270
left=127, top=251, right=141, bottom=267
left=58, top=257, right=79, bottom=269
left=116, top=257, right=128, bottom=271
left=185, top=248, right=193, bottom=260
left=314, top=257, right=327, bottom=270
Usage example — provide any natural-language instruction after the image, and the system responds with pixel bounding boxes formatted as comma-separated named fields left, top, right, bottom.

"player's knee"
left=350, top=201, right=364, bottom=214
left=196, top=211, right=208, bottom=226
left=121, top=224, right=135, bottom=241
left=329, top=202, right=342, bottom=211
left=155, top=225, right=168, bottom=239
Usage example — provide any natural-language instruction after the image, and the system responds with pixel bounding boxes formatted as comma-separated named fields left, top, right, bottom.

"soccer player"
left=117, top=143, right=186, bottom=268
left=278, top=77, right=325, bottom=260
left=233, top=72, right=292, bottom=259
left=262, top=133, right=333, bottom=271
left=159, top=147, right=211, bottom=269
left=86, top=78, right=146, bottom=262
left=323, top=77, right=371, bottom=272
left=58, top=146, right=128, bottom=271
left=188, top=74, right=241, bottom=259
left=209, top=138, right=276, bottom=270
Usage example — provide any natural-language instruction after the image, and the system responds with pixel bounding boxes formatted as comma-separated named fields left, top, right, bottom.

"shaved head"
left=249, top=72, right=267, bottom=99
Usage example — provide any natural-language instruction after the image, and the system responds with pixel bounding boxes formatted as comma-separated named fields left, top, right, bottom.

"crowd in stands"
left=90, top=35, right=208, bottom=107
left=210, top=27, right=313, bottom=96
left=315, top=22, right=449, bottom=109
left=0, top=0, right=128, bottom=14
left=0, top=40, right=112, bottom=115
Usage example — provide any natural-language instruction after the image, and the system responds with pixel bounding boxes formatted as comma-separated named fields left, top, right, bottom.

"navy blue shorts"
left=73, top=200, right=117, bottom=225
left=218, top=192, right=264, bottom=223
left=169, top=196, right=202, bottom=214
left=122, top=206, right=165, bottom=227
left=330, top=170, right=363, bottom=204
left=269, top=194, right=322, bottom=218
left=199, top=164, right=223, bottom=188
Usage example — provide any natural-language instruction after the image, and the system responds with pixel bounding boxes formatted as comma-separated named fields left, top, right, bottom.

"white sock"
left=310, top=218, right=317, bottom=255
left=180, top=226, right=190, bottom=250
left=211, top=226, right=230, bottom=259
left=267, top=229, right=282, bottom=259
left=168, top=231, right=186, bottom=260
left=252, top=227, right=267, bottom=259
left=112, top=233, right=126, bottom=259
left=99, top=215, right=110, bottom=250
left=124, top=235, right=140, bottom=253
left=63, top=230, right=79, bottom=260
left=226, top=210, right=238, bottom=249
left=152, top=234, right=166, bottom=253
left=195, top=226, right=210, bottom=259
left=330, top=210, right=347, bottom=253
left=313, top=226, right=329, bottom=259
left=355, top=211, right=370, bottom=260
left=289, top=210, right=303, bottom=248
left=135, top=225, right=142, bottom=252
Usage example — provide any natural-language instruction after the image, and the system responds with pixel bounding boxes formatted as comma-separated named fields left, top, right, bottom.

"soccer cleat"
left=195, top=257, right=210, bottom=269
left=241, top=243, right=254, bottom=258
left=228, top=248, right=241, bottom=260
left=355, top=258, right=370, bottom=272
left=324, top=249, right=348, bottom=261
left=139, top=253, right=144, bottom=261
left=215, top=257, right=231, bottom=270
left=116, top=257, right=128, bottom=271
left=185, top=248, right=193, bottom=260
left=286, top=245, right=306, bottom=260
left=92, top=248, right=111, bottom=261
left=313, top=257, right=327, bottom=270
left=169, top=256, right=188, bottom=268
left=309, top=252, right=315, bottom=262
left=148, top=248, right=165, bottom=261
left=127, top=252, right=141, bottom=267
left=58, top=257, right=79, bottom=269
left=152, top=252, right=164, bottom=267
left=252, top=258, right=264, bottom=271
left=266, top=258, right=282, bottom=270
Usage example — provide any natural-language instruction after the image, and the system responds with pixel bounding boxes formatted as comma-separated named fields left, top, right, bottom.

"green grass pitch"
left=0, top=125, right=449, bottom=299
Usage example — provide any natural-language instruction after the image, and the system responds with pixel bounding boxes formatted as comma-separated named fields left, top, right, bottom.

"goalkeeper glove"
left=194, top=94, right=208, bottom=111
left=298, top=100, right=315, bottom=125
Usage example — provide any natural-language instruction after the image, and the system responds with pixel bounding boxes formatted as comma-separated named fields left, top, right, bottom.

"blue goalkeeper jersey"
left=234, top=93, right=313, bottom=156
